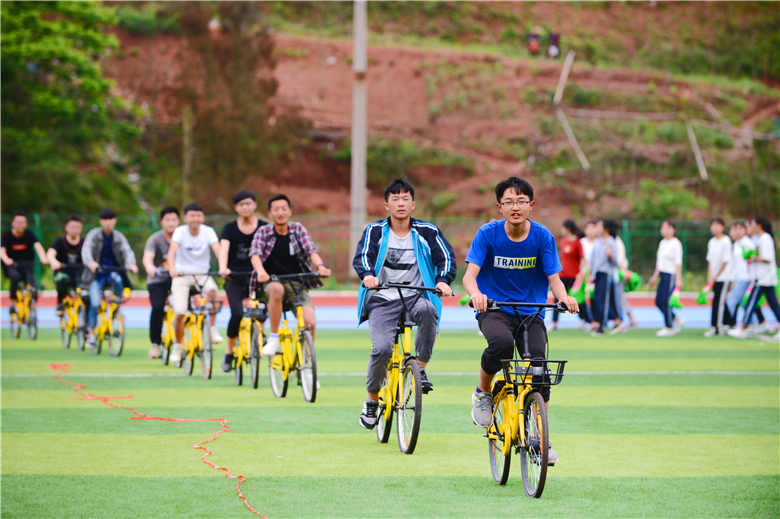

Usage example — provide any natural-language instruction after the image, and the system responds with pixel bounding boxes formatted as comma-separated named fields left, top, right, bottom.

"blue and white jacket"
left=352, top=217, right=457, bottom=324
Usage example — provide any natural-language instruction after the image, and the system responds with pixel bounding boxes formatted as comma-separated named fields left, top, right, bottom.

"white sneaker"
left=728, top=327, right=750, bottom=339
left=673, top=318, right=685, bottom=332
left=548, top=446, right=558, bottom=466
left=753, top=322, right=770, bottom=334
left=656, top=327, right=676, bottom=337
left=170, top=343, right=184, bottom=364
left=703, top=327, right=717, bottom=337
left=210, top=326, right=224, bottom=344
left=773, top=331, right=780, bottom=342
left=262, top=335, right=280, bottom=356
left=610, top=322, right=626, bottom=335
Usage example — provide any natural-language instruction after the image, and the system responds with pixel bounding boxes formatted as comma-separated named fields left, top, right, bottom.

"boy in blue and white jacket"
left=352, top=179, right=457, bottom=430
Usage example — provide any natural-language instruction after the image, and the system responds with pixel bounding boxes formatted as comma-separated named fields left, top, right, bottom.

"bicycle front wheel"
left=269, top=351, right=288, bottom=398
left=396, top=358, right=423, bottom=454
left=60, top=316, right=71, bottom=349
left=299, top=330, right=317, bottom=403
left=160, top=318, right=173, bottom=366
left=234, top=355, right=244, bottom=386
left=27, top=303, right=38, bottom=340
left=250, top=322, right=262, bottom=389
left=520, top=391, right=549, bottom=498
left=108, top=311, right=125, bottom=357
left=376, top=373, right=393, bottom=444
left=76, top=304, right=87, bottom=351
left=200, top=317, right=213, bottom=380
left=10, top=309, right=21, bottom=339
left=488, top=395, right=512, bottom=485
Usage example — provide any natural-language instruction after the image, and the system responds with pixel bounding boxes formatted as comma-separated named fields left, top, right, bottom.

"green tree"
left=630, top=179, right=708, bottom=220
left=1, top=1, right=143, bottom=213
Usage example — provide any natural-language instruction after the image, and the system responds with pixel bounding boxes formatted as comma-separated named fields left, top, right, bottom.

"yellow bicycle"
left=159, top=298, right=175, bottom=365
left=234, top=298, right=266, bottom=388
left=9, top=283, right=37, bottom=340
left=92, top=284, right=129, bottom=358
left=60, top=286, right=87, bottom=350
left=174, top=274, right=222, bottom=380
left=371, top=283, right=441, bottom=455
left=268, top=273, right=320, bottom=403
left=480, top=300, right=568, bottom=497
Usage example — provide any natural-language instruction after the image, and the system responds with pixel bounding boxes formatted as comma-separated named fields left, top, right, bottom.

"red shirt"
left=559, top=237, right=583, bottom=279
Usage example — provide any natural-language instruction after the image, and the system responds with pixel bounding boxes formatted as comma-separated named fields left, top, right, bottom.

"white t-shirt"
left=706, top=235, right=731, bottom=283
left=656, top=237, right=683, bottom=274
left=377, top=230, right=422, bottom=300
left=580, top=237, right=595, bottom=268
left=731, top=236, right=754, bottom=282
left=615, top=236, right=629, bottom=270
left=754, top=232, right=778, bottom=286
left=172, top=224, right=218, bottom=274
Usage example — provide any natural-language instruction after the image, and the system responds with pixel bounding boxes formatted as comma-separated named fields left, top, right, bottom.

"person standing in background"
left=589, top=219, right=618, bottom=335
left=552, top=219, right=586, bottom=330
left=724, top=221, right=756, bottom=330
left=705, top=217, right=732, bottom=337
left=648, top=220, right=683, bottom=337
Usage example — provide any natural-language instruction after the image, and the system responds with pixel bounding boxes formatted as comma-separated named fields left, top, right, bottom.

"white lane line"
left=4, top=370, right=779, bottom=378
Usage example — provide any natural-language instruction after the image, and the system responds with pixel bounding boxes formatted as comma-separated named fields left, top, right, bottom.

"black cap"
left=99, top=208, right=116, bottom=219
left=232, top=189, right=256, bottom=205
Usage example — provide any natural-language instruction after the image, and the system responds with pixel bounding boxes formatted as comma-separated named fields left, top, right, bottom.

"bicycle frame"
left=274, top=304, right=306, bottom=381
left=378, top=324, right=413, bottom=423
left=161, top=304, right=175, bottom=347
left=183, top=294, right=208, bottom=360
left=236, top=299, right=264, bottom=369
left=61, top=288, right=85, bottom=335
left=11, top=287, right=32, bottom=324
left=95, top=295, right=121, bottom=341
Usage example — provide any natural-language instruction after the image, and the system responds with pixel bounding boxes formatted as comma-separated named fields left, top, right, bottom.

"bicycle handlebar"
left=367, top=282, right=443, bottom=296
left=469, top=299, right=569, bottom=313
left=268, top=272, right=323, bottom=281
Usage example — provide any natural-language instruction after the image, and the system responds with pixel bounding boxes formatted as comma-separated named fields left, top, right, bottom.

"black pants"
left=226, top=276, right=251, bottom=339
left=710, top=281, right=732, bottom=332
left=744, top=285, right=780, bottom=326
left=148, top=280, right=171, bottom=345
left=54, top=271, right=80, bottom=304
left=553, top=276, right=591, bottom=324
left=5, top=261, right=37, bottom=300
left=477, top=311, right=549, bottom=401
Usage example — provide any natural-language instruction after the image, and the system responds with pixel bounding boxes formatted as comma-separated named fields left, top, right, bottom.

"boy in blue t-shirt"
left=462, top=177, right=578, bottom=463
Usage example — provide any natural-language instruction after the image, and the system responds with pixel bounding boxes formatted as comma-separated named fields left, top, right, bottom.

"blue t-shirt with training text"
left=465, top=219, right=562, bottom=315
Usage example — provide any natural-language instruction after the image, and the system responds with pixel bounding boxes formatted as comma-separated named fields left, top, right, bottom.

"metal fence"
left=4, top=214, right=778, bottom=285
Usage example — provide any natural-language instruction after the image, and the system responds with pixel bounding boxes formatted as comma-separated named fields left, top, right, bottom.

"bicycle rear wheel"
left=520, top=391, right=549, bottom=498
left=488, top=395, right=512, bottom=485
left=299, top=330, right=317, bottom=403
left=234, top=356, right=244, bottom=386
left=200, top=316, right=213, bottom=380
left=108, top=311, right=125, bottom=357
left=396, top=358, right=423, bottom=454
left=269, top=350, right=288, bottom=398
left=376, top=373, right=393, bottom=444
left=27, top=303, right=38, bottom=340
left=250, top=322, right=262, bottom=389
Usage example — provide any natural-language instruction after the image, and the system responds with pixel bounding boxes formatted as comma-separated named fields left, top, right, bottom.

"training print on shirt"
left=493, top=256, right=537, bottom=269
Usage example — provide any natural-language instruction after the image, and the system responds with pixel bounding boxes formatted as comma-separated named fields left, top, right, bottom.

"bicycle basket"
left=507, top=359, right=567, bottom=387
left=243, top=302, right=267, bottom=321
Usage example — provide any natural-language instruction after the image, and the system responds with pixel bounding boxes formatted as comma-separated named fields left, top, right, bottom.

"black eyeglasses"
left=499, top=199, right=531, bottom=208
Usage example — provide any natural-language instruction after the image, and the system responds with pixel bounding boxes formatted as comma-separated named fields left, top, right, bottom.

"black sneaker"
left=419, top=369, right=434, bottom=394
left=221, top=353, right=234, bottom=373
left=359, top=400, right=379, bottom=429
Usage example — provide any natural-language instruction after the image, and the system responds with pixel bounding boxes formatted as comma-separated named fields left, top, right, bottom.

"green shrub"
left=116, top=5, right=180, bottom=35
left=629, top=179, right=708, bottom=219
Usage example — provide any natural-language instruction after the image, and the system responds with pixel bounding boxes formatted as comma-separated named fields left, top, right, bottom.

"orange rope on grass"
left=47, top=363, right=268, bottom=519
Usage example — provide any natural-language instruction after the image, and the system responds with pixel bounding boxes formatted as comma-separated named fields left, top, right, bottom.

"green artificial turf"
left=2, top=328, right=778, bottom=518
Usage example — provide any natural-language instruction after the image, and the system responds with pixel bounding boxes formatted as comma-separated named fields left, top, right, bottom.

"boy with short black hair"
left=705, top=217, right=732, bottom=336
left=463, top=176, right=578, bottom=465
left=1, top=211, right=49, bottom=303
left=47, top=215, right=85, bottom=315
left=143, top=206, right=180, bottom=359
left=353, top=178, right=456, bottom=429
